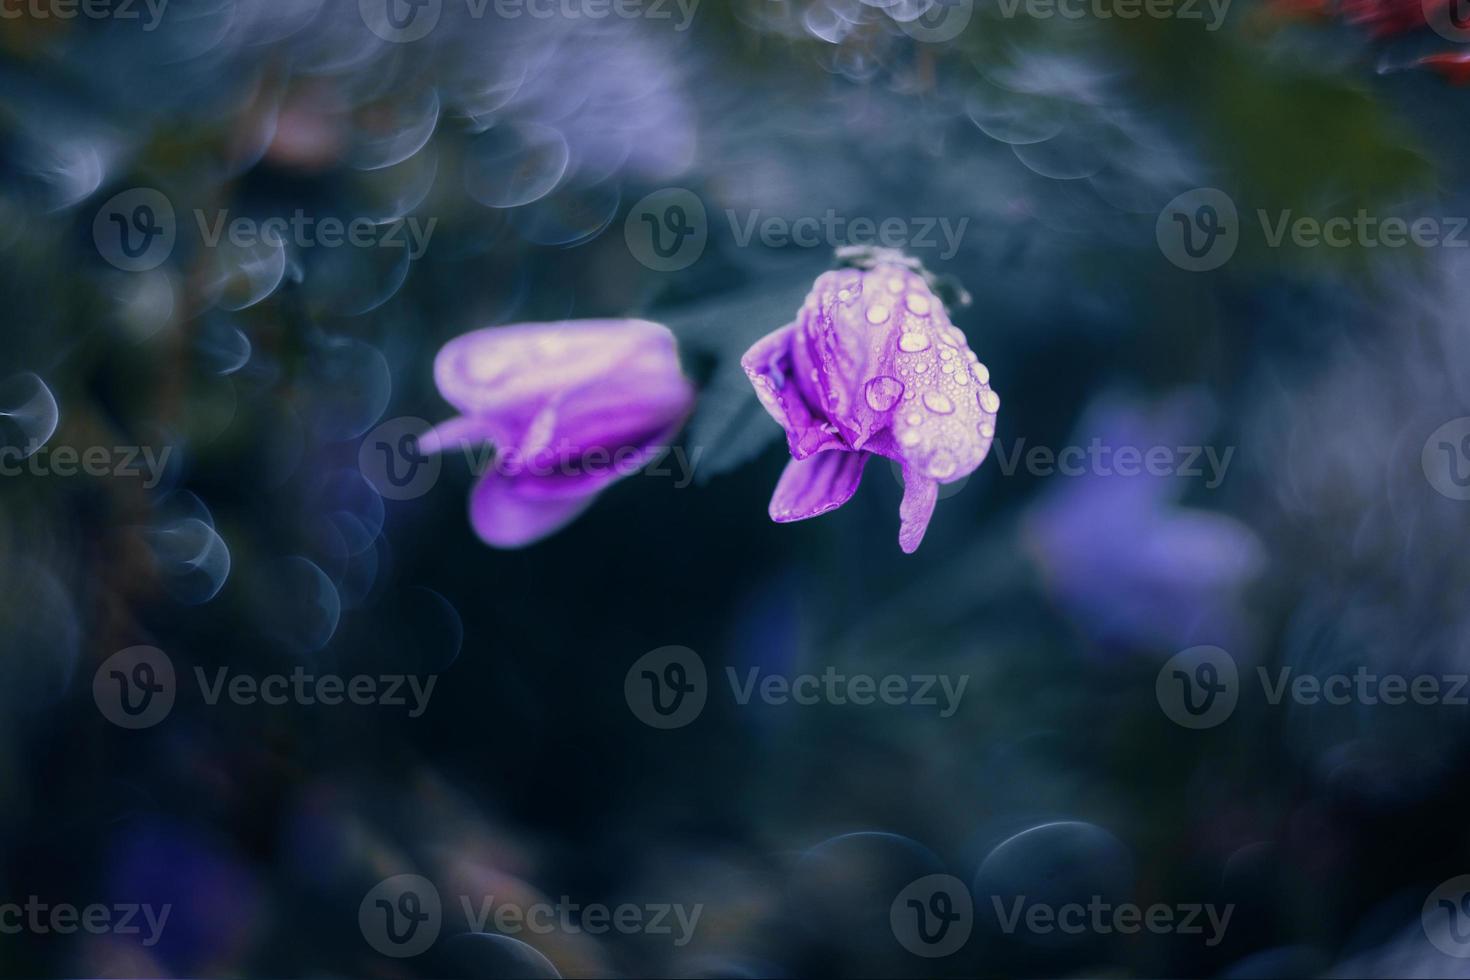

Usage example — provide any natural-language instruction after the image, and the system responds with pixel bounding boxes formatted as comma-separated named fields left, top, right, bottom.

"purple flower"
left=742, top=257, right=1000, bottom=553
left=1023, top=389, right=1264, bottom=653
left=424, top=319, right=694, bottom=548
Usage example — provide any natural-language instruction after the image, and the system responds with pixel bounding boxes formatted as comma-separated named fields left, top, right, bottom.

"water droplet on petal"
left=980, top=420, right=996, bottom=438
left=940, top=347, right=955, bottom=360
left=866, top=304, right=891, bottom=325
left=955, top=369, right=969, bottom=385
left=915, top=361, right=929, bottom=374
left=941, top=361, right=956, bottom=374
left=923, top=391, right=954, bottom=415
left=979, top=389, right=1001, bottom=413
left=928, top=451, right=957, bottom=479
left=887, top=277, right=904, bottom=293
left=864, top=376, right=904, bottom=412
left=972, top=362, right=990, bottom=384
left=906, top=413, right=922, bottom=426
left=899, top=429, right=922, bottom=447
left=898, top=332, right=930, bottom=353
left=906, top=292, right=930, bottom=316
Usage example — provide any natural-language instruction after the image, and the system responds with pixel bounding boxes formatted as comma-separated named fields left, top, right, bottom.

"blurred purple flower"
left=1023, top=390, right=1263, bottom=653
left=742, top=255, right=1000, bottom=553
left=424, top=319, right=694, bottom=548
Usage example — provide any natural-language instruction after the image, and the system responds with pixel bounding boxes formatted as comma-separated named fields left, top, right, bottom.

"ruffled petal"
left=741, top=323, right=845, bottom=460
left=768, top=450, right=869, bottom=523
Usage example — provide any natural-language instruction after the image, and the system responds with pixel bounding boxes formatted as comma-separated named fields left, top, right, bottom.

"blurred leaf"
left=655, top=259, right=826, bottom=482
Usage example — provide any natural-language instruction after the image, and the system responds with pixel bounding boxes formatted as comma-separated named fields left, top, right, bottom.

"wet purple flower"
left=424, top=319, right=694, bottom=548
left=742, top=256, right=1000, bottom=553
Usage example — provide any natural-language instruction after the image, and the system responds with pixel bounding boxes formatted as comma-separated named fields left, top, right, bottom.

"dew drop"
left=979, top=389, right=1001, bottom=413
left=940, top=347, right=955, bottom=360
left=972, top=362, right=990, bottom=384
left=980, top=420, right=996, bottom=438
left=864, top=376, right=904, bottom=412
left=915, top=361, right=930, bottom=374
left=941, top=361, right=956, bottom=374
left=943, top=326, right=967, bottom=345
left=927, top=451, right=957, bottom=479
left=955, top=369, right=970, bottom=385
left=867, top=305, right=891, bottom=325
left=898, top=332, right=931, bottom=353
left=923, top=391, right=954, bottom=415
left=886, top=277, right=904, bottom=293
left=906, top=292, right=930, bottom=316
left=899, top=429, right=922, bottom=447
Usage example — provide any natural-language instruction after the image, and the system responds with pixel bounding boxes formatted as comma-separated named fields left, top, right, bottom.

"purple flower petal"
left=897, top=467, right=939, bottom=554
left=435, top=318, right=692, bottom=454
left=469, top=470, right=599, bottom=548
left=769, top=449, right=870, bottom=522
